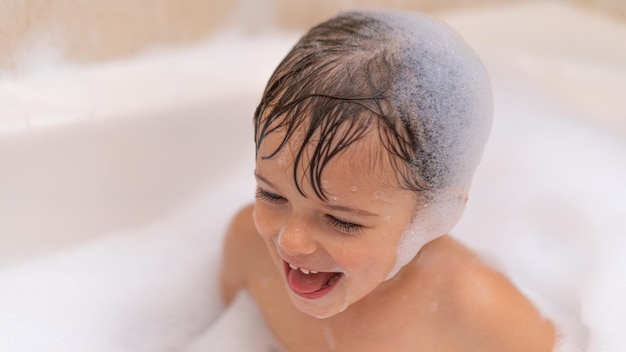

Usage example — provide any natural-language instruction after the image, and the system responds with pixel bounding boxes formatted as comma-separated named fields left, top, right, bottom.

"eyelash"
left=255, top=187, right=363, bottom=235
left=255, top=188, right=286, bottom=203
left=325, top=215, right=363, bottom=235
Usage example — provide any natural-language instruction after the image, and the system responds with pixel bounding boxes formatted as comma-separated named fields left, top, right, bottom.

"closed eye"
left=256, top=187, right=287, bottom=204
left=325, top=215, right=363, bottom=235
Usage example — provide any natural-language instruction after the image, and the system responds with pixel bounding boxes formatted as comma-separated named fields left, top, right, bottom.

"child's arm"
left=219, top=204, right=256, bottom=305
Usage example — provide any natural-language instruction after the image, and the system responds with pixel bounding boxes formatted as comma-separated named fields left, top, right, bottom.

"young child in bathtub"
left=220, top=9, right=555, bottom=351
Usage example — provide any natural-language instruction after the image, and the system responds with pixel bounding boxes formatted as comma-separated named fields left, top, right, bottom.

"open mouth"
left=284, top=261, right=343, bottom=299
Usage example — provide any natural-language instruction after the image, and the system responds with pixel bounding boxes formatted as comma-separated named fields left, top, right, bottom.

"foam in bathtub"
left=183, top=290, right=279, bottom=352
left=0, top=174, right=255, bottom=352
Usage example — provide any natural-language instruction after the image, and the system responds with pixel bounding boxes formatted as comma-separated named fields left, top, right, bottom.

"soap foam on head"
left=341, top=10, right=491, bottom=279
left=340, top=10, right=493, bottom=195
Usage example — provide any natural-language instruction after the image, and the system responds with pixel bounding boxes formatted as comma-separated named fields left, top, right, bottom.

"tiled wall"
left=0, top=0, right=624, bottom=70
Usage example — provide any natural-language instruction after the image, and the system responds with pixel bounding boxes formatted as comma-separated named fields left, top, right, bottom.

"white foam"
left=0, top=165, right=256, bottom=351
left=386, top=194, right=466, bottom=280
left=183, top=291, right=278, bottom=352
left=367, top=10, right=493, bottom=192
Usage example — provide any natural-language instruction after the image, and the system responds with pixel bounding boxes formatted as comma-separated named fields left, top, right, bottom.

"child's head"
left=253, top=9, right=492, bottom=318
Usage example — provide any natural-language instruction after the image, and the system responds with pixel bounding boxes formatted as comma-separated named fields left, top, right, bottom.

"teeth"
left=288, top=263, right=319, bottom=275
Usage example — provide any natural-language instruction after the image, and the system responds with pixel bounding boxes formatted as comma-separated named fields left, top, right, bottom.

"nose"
left=277, top=224, right=318, bottom=257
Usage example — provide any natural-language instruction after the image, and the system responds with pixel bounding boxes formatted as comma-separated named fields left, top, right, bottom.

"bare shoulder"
left=420, top=236, right=555, bottom=352
left=220, top=204, right=263, bottom=305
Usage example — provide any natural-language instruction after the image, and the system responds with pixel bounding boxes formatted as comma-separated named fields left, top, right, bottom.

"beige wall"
left=270, top=0, right=508, bottom=30
left=0, top=0, right=623, bottom=70
left=0, top=0, right=235, bottom=70
left=573, top=0, right=626, bottom=22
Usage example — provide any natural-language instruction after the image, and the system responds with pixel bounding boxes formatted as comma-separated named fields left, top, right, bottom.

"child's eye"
left=256, top=188, right=287, bottom=204
left=326, top=215, right=363, bottom=235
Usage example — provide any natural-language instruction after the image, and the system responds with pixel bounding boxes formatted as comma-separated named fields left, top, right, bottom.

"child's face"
left=253, top=131, right=420, bottom=319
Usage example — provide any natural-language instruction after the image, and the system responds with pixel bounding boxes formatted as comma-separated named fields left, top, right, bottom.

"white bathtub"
left=1, top=2, right=625, bottom=351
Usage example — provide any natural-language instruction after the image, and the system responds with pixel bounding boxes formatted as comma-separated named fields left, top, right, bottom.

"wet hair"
left=254, top=10, right=492, bottom=202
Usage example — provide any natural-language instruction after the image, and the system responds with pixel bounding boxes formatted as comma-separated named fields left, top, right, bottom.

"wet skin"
left=220, top=132, right=555, bottom=351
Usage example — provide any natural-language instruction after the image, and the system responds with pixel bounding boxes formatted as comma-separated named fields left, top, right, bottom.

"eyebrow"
left=254, top=171, right=380, bottom=218
left=324, top=204, right=380, bottom=217
left=254, top=172, right=275, bottom=188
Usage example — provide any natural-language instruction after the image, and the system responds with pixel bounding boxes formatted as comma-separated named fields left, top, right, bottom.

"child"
left=220, top=9, right=555, bottom=351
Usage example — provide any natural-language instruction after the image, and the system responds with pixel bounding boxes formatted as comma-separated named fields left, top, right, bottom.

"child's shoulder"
left=415, top=236, right=555, bottom=351
left=224, top=204, right=259, bottom=243
left=222, top=204, right=263, bottom=262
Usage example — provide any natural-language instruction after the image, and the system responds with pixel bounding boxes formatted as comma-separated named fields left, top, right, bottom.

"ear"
left=385, top=187, right=469, bottom=280
left=415, top=187, right=468, bottom=239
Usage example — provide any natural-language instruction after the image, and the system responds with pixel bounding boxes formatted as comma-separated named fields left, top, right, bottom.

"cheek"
left=331, top=239, right=391, bottom=275
left=252, top=202, right=279, bottom=241
left=342, top=227, right=410, bottom=277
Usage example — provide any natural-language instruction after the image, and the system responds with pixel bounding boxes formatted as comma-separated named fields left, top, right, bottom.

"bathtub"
left=1, top=2, right=625, bottom=351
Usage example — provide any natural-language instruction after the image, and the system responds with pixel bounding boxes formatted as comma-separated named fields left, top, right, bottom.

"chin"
left=289, top=294, right=348, bottom=319
left=285, top=280, right=350, bottom=319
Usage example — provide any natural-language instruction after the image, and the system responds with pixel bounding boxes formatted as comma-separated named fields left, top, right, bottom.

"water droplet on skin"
left=323, top=325, right=337, bottom=352
left=276, top=147, right=289, bottom=166
left=373, top=191, right=396, bottom=204
left=351, top=186, right=358, bottom=192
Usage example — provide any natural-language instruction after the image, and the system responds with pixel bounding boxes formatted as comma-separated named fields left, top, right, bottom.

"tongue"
left=288, top=269, right=337, bottom=294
